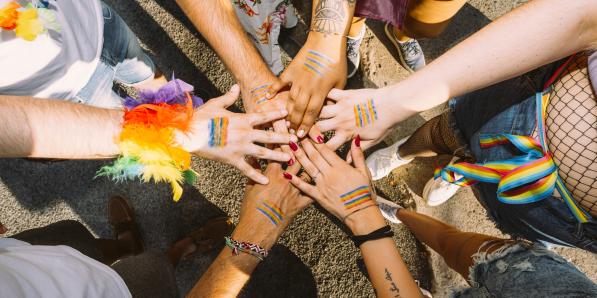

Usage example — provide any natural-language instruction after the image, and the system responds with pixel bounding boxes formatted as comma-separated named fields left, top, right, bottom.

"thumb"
left=266, top=74, right=291, bottom=99
left=212, top=84, right=240, bottom=108
left=351, top=135, right=370, bottom=178
left=326, top=88, right=344, bottom=102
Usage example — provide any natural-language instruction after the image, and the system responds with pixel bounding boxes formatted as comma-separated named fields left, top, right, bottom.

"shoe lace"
left=347, top=39, right=359, bottom=59
left=402, top=40, right=421, bottom=56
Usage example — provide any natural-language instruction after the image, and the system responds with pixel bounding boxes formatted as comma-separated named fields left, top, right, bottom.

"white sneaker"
left=376, top=196, right=403, bottom=224
left=384, top=23, right=426, bottom=73
left=422, top=161, right=462, bottom=206
left=366, top=137, right=413, bottom=181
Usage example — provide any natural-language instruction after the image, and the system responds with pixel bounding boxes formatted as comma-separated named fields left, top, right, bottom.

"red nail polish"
left=283, top=172, right=292, bottom=180
left=317, top=135, right=324, bottom=144
left=289, top=142, right=298, bottom=151
left=288, top=159, right=295, bottom=166
left=355, top=135, right=361, bottom=147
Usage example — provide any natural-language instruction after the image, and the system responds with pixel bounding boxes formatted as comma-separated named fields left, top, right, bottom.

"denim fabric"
left=454, top=243, right=597, bottom=297
left=75, top=2, right=155, bottom=109
left=448, top=60, right=597, bottom=253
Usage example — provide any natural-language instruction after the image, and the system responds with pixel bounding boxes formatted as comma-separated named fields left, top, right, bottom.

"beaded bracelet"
left=96, top=78, right=203, bottom=202
left=224, top=236, right=269, bottom=261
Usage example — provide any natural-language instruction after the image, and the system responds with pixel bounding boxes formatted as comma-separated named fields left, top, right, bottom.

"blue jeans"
left=448, top=60, right=597, bottom=253
left=75, top=2, right=155, bottom=109
left=454, top=241, right=597, bottom=297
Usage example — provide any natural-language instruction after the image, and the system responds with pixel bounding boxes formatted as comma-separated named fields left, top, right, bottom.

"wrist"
left=344, top=207, right=386, bottom=235
left=385, top=74, right=450, bottom=124
left=232, top=216, right=283, bottom=251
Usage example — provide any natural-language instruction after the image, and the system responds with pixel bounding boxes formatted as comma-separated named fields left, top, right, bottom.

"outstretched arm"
left=0, top=95, right=121, bottom=159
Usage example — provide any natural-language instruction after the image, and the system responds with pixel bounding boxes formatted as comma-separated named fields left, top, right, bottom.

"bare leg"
left=398, top=112, right=461, bottom=160
left=396, top=209, right=508, bottom=279
left=348, top=17, right=366, bottom=38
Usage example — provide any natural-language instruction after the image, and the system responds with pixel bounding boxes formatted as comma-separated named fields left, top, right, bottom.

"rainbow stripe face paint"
left=251, top=83, right=270, bottom=105
left=257, top=201, right=284, bottom=226
left=353, top=99, right=378, bottom=127
left=303, top=50, right=335, bottom=76
left=208, top=117, right=229, bottom=147
left=340, top=185, right=372, bottom=209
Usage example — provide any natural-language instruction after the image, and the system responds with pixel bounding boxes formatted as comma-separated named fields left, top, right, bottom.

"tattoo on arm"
left=312, top=0, right=346, bottom=36
left=354, top=99, right=378, bottom=127
left=340, top=185, right=372, bottom=209
left=208, top=117, right=229, bottom=147
left=384, top=268, right=401, bottom=298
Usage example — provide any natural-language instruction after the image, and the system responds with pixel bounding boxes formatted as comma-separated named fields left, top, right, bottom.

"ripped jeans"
left=453, top=241, right=597, bottom=297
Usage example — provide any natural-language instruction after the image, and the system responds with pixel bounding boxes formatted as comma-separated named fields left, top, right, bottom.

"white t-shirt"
left=0, top=238, right=131, bottom=298
left=0, top=0, right=103, bottom=100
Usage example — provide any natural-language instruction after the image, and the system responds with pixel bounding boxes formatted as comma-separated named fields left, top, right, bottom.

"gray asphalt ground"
left=0, top=0, right=595, bottom=297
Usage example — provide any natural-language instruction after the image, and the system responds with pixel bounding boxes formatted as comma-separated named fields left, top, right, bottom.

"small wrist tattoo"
left=340, top=185, right=372, bottom=209
left=303, top=50, right=335, bottom=77
left=251, top=83, right=271, bottom=105
left=257, top=201, right=285, bottom=226
left=208, top=117, right=229, bottom=147
left=354, top=99, right=378, bottom=127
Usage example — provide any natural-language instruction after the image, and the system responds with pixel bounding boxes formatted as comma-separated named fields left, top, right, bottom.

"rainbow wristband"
left=96, top=79, right=203, bottom=202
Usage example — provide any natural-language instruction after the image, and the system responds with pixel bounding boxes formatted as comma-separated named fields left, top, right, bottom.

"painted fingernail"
left=297, top=130, right=305, bottom=138
left=355, top=135, right=361, bottom=147
left=283, top=172, right=292, bottom=180
left=290, top=129, right=296, bottom=134
left=289, top=141, right=299, bottom=151
left=317, top=135, right=324, bottom=144
left=290, top=134, right=298, bottom=143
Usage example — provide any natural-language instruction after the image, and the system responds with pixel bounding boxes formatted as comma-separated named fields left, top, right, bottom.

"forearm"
left=176, top=0, right=275, bottom=87
left=0, top=96, right=121, bottom=159
left=387, top=0, right=597, bottom=116
left=308, top=0, right=356, bottom=46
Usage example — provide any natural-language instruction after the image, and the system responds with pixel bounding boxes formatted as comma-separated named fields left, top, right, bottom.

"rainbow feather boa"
left=97, top=79, right=203, bottom=201
left=0, top=1, right=59, bottom=41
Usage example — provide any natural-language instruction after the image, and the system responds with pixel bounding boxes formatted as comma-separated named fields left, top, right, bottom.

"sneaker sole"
left=384, top=23, right=414, bottom=74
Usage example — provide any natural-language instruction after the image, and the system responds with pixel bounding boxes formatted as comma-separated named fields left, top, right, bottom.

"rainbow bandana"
left=340, top=185, right=372, bottom=209
left=436, top=55, right=592, bottom=223
left=0, top=1, right=59, bottom=41
left=256, top=201, right=284, bottom=226
left=97, top=79, right=203, bottom=202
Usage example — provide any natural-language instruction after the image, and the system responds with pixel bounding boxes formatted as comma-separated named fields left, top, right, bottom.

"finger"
left=308, top=125, right=325, bottom=144
left=251, top=129, right=294, bottom=145
left=238, top=161, right=269, bottom=184
left=290, top=141, right=320, bottom=178
left=319, top=104, right=339, bottom=119
left=351, top=136, right=369, bottom=178
left=325, top=132, right=350, bottom=151
left=247, top=145, right=291, bottom=162
left=272, top=119, right=297, bottom=167
left=315, top=118, right=338, bottom=133
left=312, top=140, right=345, bottom=166
left=284, top=172, right=320, bottom=199
left=301, top=139, right=331, bottom=173
left=289, top=91, right=309, bottom=130
left=267, top=73, right=291, bottom=99
left=247, top=109, right=289, bottom=127
left=326, top=88, right=344, bottom=101
left=297, top=93, right=325, bottom=138
left=212, top=84, right=240, bottom=108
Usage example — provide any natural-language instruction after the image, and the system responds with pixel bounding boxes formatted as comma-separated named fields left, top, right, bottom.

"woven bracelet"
left=350, top=225, right=394, bottom=247
left=224, top=237, right=269, bottom=261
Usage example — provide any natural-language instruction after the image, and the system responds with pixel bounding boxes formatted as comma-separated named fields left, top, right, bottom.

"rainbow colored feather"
left=97, top=79, right=203, bottom=202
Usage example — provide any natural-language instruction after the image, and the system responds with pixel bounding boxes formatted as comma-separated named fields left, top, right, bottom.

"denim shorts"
left=453, top=241, right=597, bottom=297
left=448, top=60, right=597, bottom=253
left=74, top=2, right=155, bottom=109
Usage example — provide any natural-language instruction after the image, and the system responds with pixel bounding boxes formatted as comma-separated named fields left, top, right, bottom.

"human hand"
left=179, top=85, right=296, bottom=184
left=267, top=33, right=347, bottom=137
left=234, top=157, right=312, bottom=249
left=284, top=137, right=386, bottom=234
left=315, top=88, right=399, bottom=151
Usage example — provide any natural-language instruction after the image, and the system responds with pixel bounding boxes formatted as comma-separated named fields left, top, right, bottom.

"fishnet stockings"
left=545, top=53, right=597, bottom=216
left=398, top=112, right=463, bottom=160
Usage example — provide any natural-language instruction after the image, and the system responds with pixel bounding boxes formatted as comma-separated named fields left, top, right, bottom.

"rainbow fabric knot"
left=435, top=134, right=559, bottom=205
left=97, top=79, right=203, bottom=202
left=0, top=1, right=59, bottom=41
left=340, top=185, right=372, bottom=209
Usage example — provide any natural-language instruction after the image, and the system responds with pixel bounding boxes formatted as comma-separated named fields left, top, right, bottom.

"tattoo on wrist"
left=312, top=0, right=346, bottom=36
left=257, top=201, right=285, bottom=226
left=208, top=117, right=229, bottom=147
left=303, top=50, right=335, bottom=77
left=354, top=99, right=378, bottom=127
left=340, top=185, right=372, bottom=209
left=251, top=83, right=271, bottom=105
left=384, top=268, right=401, bottom=297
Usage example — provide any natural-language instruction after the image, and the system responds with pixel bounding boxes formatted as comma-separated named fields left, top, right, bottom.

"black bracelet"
left=350, top=225, right=394, bottom=247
